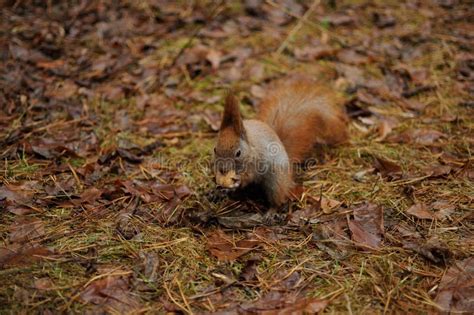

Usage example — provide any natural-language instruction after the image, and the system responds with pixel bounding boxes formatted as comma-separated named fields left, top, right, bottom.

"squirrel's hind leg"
left=263, top=169, right=294, bottom=207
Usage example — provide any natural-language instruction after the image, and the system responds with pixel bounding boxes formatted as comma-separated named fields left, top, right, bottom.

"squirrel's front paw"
left=206, top=189, right=229, bottom=203
left=263, top=206, right=287, bottom=225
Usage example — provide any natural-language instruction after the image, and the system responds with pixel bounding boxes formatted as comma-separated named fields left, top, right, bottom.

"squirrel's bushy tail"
left=257, top=77, right=349, bottom=163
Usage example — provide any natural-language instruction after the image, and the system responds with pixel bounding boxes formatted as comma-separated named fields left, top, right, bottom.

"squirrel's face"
left=214, top=128, right=248, bottom=189
left=214, top=92, right=248, bottom=189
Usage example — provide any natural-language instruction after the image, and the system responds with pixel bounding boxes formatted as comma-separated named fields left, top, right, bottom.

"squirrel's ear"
left=221, top=91, right=246, bottom=139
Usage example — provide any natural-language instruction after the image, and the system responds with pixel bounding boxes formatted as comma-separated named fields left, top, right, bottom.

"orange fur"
left=257, top=78, right=349, bottom=163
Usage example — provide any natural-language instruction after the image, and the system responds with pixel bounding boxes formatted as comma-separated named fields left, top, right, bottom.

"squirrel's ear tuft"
left=221, top=91, right=246, bottom=139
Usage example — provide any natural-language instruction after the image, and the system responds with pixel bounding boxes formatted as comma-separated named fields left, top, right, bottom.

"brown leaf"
left=349, top=203, right=384, bottom=250
left=206, top=49, right=222, bottom=70
left=119, top=180, right=151, bottom=203
left=404, top=238, right=452, bottom=265
left=80, top=271, right=140, bottom=313
left=294, top=45, right=337, bottom=61
left=45, top=80, right=78, bottom=101
left=9, top=218, right=45, bottom=243
left=7, top=205, right=35, bottom=215
left=323, top=14, right=356, bottom=26
left=175, top=185, right=192, bottom=199
left=406, top=201, right=455, bottom=220
left=248, top=63, right=265, bottom=81
left=435, top=257, right=474, bottom=313
left=0, top=244, right=52, bottom=268
left=36, top=59, right=65, bottom=70
left=372, top=11, right=396, bottom=28
left=0, top=184, right=35, bottom=205
left=150, top=183, right=176, bottom=200
left=314, top=219, right=351, bottom=259
left=321, top=197, right=342, bottom=214
left=388, top=129, right=446, bottom=146
left=288, top=205, right=318, bottom=225
left=216, top=211, right=266, bottom=229
left=250, top=84, right=265, bottom=99
left=336, top=63, right=384, bottom=89
left=337, top=49, right=369, bottom=65
left=241, top=291, right=328, bottom=314
left=220, top=65, right=242, bottom=82
left=395, top=223, right=421, bottom=239
left=432, top=201, right=455, bottom=220
left=79, top=187, right=103, bottom=204
left=423, top=164, right=452, bottom=178
left=117, top=148, right=143, bottom=163
left=356, top=89, right=385, bottom=106
left=375, top=117, right=398, bottom=142
left=373, top=156, right=402, bottom=179
left=207, top=230, right=261, bottom=262
left=201, top=109, right=221, bottom=131
left=139, top=251, right=160, bottom=282
left=406, top=203, right=434, bottom=220
left=34, top=278, right=54, bottom=290
left=397, top=98, right=427, bottom=111
left=240, top=257, right=261, bottom=282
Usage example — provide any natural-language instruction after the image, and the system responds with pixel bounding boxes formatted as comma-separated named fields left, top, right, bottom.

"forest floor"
left=0, top=0, right=473, bottom=314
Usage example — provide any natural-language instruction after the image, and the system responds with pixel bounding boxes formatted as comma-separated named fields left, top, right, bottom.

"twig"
left=163, top=277, right=191, bottom=314
left=274, top=0, right=321, bottom=54
left=167, top=1, right=225, bottom=71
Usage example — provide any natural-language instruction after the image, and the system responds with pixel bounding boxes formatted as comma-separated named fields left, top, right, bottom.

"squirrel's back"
left=257, top=77, right=349, bottom=163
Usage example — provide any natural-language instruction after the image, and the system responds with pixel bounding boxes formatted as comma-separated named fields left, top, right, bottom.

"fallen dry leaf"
left=373, top=11, right=396, bottom=28
left=250, top=84, right=266, bottom=99
left=0, top=244, right=52, bottom=268
left=7, top=205, right=36, bottom=215
left=34, top=278, right=54, bottom=291
left=294, top=45, right=337, bottom=61
left=77, top=187, right=103, bottom=204
left=207, top=229, right=261, bottom=262
left=349, top=203, right=384, bottom=250
left=0, top=184, right=35, bottom=205
left=240, top=257, right=261, bottom=282
left=322, top=13, right=356, bottom=26
left=206, top=49, right=222, bottom=70
left=9, top=218, right=45, bottom=243
left=80, top=271, right=140, bottom=313
left=406, top=201, right=455, bottom=220
left=406, top=203, right=434, bottom=220
left=200, top=109, right=221, bottom=131
left=314, top=218, right=351, bottom=259
left=240, top=291, right=328, bottom=314
left=432, top=201, right=455, bottom=220
left=373, top=156, right=403, bottom=179
left=356, top=89, right=385, bottom=106
left=404, top=237, right=452, bottom=265
left=45, top=80, right=78, bottom=100
left=423, top=164, right=452, bottom=178
left=216, top=210, right=266, bottom=229
left=375, top=117, right=398, bottom=142
left=435, top=257, right=474, bottom=313
left=337, top=49, right=369, bottom=65
left=388, top=129, right=446, bottom=145
left=321, top=197, right=342, bottom=214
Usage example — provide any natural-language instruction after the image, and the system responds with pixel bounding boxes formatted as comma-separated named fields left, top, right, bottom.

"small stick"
left=276, top=0, right=321, bottom=54
left=167, top=1, right=225, bottom=71
left=67, top=162, right=83, bottom=190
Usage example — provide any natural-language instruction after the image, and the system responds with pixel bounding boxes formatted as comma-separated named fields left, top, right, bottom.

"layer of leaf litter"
left=0, top=0, right=473, bottom=314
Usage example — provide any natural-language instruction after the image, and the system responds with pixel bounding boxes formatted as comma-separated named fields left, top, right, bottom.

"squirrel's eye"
left=235, top=149, right=241, bottom=158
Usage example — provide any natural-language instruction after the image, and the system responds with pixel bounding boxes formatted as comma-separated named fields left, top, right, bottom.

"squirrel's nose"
left=230, top=177, right=240, bottom=188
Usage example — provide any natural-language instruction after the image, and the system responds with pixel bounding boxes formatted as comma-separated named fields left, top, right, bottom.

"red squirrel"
left=213, top=76, right=349, bottom=206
